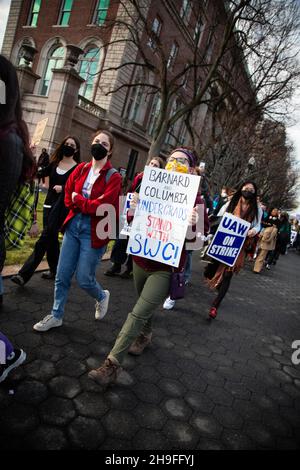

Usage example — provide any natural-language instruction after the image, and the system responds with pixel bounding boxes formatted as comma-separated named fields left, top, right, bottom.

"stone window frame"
left=11, top=37, right=37, bottom=67
left=76, top=37, right=104, bottom=103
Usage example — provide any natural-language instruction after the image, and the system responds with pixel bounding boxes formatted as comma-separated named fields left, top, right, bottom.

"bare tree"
left=91, top=0, right=300, bottom=158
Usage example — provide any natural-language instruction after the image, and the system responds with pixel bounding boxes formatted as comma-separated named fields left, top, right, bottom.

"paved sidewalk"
left=0, top=252, right=299, bottom=450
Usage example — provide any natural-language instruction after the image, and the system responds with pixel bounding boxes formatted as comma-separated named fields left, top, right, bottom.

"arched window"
left=40, top=45, right=65, bottom=96
left=78, top=46, right=100, bottom=101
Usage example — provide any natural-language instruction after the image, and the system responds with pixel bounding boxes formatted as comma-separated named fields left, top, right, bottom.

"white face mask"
left=221, top=191, right=227, bottom=198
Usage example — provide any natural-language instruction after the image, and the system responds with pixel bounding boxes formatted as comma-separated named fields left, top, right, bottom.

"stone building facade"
left=1, top=0, right=254, bottom=178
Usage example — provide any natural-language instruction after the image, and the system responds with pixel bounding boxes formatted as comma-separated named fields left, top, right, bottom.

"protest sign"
left=206, top=212, right=251, bottom=267
left=32, top=117, right=48, bottom=146
left=127, top=167, right=200, bottom=267
left=120, top=192, right=134, bottom=236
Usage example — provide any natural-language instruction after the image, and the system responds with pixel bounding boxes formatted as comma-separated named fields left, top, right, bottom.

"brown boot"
left=88, top=357, right=121, bottom=386
left=128, top=333, right=152, bottom=356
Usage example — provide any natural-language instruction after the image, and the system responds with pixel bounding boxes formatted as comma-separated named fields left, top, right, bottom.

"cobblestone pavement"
left=0, top=251, right=299, bottom=450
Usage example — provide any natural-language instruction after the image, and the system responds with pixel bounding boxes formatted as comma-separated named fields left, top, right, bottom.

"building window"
left=148, top=95, right=161, bottom=136
left=58, top=0, right=73, bottom=26
left=93, top=0, right=110, bottom=26
left=79, top=47, right=100, bottom=100
left=40, top=45, right=65, bottom=96
left=180, top=0, right=192, bottom=24
left=27, top=0, right=41, bottom=27
left=148, top=16, right=162, bottom=49
left=167, top=42, right=179, bottom=69
left=126, top=86, right=144, bottom=123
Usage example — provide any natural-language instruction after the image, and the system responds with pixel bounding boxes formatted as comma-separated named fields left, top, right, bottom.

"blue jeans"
left=52, top=214, right=106, bottom=320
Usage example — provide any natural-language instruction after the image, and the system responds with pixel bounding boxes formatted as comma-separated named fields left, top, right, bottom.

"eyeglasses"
left=168, top=156, right=189, bottom=165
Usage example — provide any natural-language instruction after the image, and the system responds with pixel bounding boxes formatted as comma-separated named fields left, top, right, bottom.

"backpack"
left=4, top=182, right=37, bottom=250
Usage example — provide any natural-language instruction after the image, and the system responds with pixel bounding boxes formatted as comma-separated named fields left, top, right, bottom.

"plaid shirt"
left=4, top=182, right=37, bottom=250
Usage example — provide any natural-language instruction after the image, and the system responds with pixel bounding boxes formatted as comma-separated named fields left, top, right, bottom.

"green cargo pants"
left=109, top=262, right=171, bottom=364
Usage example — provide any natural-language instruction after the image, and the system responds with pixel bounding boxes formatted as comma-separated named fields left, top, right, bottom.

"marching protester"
left=10, top=136, right=81, bottom=285
left=267, top=211, right=291, bottom=266
left=204, top=180, right=262, bottom=320
left=104, top=156, right=165, bottom=278
left=33, top=129, right=122, bottom=332
left=88, top=147, right=205, bottom=386
left=253, top=208, right=280, bottom=273
left=0, top=55, right=35, bottom=376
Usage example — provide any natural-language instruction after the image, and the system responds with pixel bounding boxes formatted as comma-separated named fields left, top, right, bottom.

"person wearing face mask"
left=104, top=156, right=165, bottom=278
left=87, top=148, right=209, bottom=386
left=204, top=180, right=262, bottom=320
left=11, top=136, right=80, bottom=286
left=33, top=129, right=122, bottom=332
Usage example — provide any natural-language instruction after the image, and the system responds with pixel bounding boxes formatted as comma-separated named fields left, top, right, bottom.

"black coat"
left=0, top=131, right=23, bottom=270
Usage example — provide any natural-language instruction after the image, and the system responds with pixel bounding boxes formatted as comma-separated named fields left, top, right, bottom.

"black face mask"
left=91, top=143, right=108, bottom=161
left=242, top=190, right=255, bottom=200
left=62, top=145, right=76, bottom=157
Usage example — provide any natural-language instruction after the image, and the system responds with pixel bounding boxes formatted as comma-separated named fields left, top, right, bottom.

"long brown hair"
left=227, top=180, right=259, bottom=222
left=0, top=55, right=36, bottom=182
left=50, top=136, right=81, bottom=165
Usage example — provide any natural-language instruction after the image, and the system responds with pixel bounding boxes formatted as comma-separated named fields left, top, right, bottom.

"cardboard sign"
left=127, top=167, right=200, bottom=267
left=207, top=212, right=251, bottom=267
left=32, top=117, right=48, bottom=146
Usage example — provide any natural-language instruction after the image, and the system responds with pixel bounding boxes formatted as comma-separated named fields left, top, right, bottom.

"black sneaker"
left=41, top=271, right=56, bottom=280
left=10, top=274, right=25, bottom=286
left=0, top=349, right=26, bottom=383
left=104, top=264, right=121, bottom=276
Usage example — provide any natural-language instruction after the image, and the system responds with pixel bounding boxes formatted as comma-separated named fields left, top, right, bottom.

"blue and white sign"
left=207, top=212, right=251, bottom=267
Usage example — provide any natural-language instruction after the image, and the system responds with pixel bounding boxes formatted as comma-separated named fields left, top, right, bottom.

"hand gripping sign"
left=127, top=166, right=200, bottom=267
left=207, top=212, right=251, bottom=267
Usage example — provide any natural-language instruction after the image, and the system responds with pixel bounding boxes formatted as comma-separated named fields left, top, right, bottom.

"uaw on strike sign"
left=207, top=213, right=251, bottom=267
left=127, top=166, right=200, bottom=267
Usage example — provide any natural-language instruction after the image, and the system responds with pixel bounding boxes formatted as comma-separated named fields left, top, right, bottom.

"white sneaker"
left=33, top=314, right=63, bottom=332
left=163, top=296, right=176, bottom=310
left=95, top=290, right=110, bottom=320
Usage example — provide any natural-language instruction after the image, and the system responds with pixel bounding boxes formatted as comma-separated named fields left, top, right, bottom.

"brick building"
left=1, top=0, right=254, bottom=177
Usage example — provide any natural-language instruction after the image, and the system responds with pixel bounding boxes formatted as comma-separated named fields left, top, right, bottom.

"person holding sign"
left=205, top=181, right=262, bottom=320
left=105, top=156, right=164, bottom=278
left=33, top=130, right=122, bottom=332
left=88, top=147, right=206, bottom=386
left=11, top=136, right=81, bottom=286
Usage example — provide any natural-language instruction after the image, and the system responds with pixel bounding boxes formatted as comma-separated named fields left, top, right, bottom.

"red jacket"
left=63, top=160, right=122, bottom=249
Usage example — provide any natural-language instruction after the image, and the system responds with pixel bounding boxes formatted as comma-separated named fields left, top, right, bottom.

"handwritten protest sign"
left=127, top=167, right=200, bottom=267
left=120, top=192, right=134, bottom=236
left=207, top=212, right=251, bottom=267
left=32, top=117, right=48, bottom=146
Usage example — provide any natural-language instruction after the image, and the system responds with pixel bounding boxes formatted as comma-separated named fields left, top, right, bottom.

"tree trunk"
left=148, top=121, right=169, bottom=158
